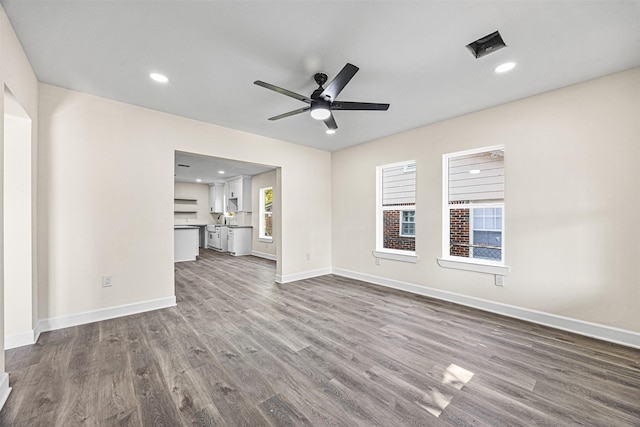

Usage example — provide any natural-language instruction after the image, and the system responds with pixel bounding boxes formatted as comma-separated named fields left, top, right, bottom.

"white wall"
left=3, top=98, right=32, bottom=344
left=251, top=169, right=277, bottom=259
left=173, top=182, right=212, bottom=225
left=0, top=4, right=39, bottom=406
left=38, top=83, right=332, bottom=320
left=332, top=68, right=640, bottom=335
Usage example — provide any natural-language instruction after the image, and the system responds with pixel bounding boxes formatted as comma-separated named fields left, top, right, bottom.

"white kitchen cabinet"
left=209, top=183, right=225, bottom=213
left=227, top=226, right=252, bottom=256
left=207, top=224, right=228, bottom=252
left=226, top=176, right=252, bottom=212
left=227, top=179, right=241, bottom=200
left=174, top=226, right=199, bottom=262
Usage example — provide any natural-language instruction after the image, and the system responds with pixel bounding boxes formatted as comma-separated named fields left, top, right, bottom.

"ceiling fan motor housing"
left=314, top=72, right=328, bottom=87
left=312, top=73, right=328, bottom=100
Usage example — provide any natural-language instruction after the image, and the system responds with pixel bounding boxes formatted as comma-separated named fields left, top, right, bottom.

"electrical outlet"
left=495, top=275, right=504, bottom=287
left=102, top=275, right=112, bottom=287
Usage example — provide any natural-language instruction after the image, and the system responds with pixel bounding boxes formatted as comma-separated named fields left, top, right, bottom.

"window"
left=471, top=207, right=502, bottom=260
left=259, top=186, right=273, bottom=242
left=374, top=161, right=418, bottom=263
left=400, top=210, right=415, bottom=236
left=442, top=146, right=505, bottom=269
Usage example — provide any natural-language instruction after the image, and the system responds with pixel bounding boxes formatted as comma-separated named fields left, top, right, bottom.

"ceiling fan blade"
left=321, top=63, right=359, bottom=101
left=323, top=113, right=338, bottom=130
left=268, top=106, right=310, bottom=121
left=254, top=80, right=311, bottom=103
left=331, top=101, right=390, bottom=111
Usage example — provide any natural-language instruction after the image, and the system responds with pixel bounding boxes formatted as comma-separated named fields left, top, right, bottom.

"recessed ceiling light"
left=149, top=72, right=169, bottom=83
left=494, top=62, right=516, bottom=74
left=196, top=179, right=202, bottom=182
left=218, top=170, right=225, bottom=174
left=469, top=169, right=481, bottom=174
left=326, top=129, right=336, bottom=135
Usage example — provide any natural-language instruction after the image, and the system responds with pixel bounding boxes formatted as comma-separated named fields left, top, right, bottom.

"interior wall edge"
left=332, top=267, right=640, bottom=350
left=0, top=373, right=10, bottom=410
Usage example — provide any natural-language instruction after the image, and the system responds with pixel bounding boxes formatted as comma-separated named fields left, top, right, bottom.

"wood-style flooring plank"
left=1, top=248, right=639, bottom=426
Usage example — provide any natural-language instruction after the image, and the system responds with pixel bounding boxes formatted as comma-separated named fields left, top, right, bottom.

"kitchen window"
left=438, top=146, right=509, bottom=275
left=259, top=186, right=273, bottom=242
left=373, top=160, right=418, bottom=263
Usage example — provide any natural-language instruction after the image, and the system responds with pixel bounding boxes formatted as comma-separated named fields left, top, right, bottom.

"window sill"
left=259, top=237, right=273, bottom=244
left=373, top=250, right=419, bottom=263
left=437, top=258, right=510, bottom=275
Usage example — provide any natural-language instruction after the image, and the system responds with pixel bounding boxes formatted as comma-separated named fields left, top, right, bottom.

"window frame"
left=258, top=186, right=273, bottom=243
left=438, top=146, right=509, bottom=275
left=374, top=160, right=419, bottom=263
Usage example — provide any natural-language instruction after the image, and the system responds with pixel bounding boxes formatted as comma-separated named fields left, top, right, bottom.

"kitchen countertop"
left=227, top=225, right=253, bottom=228
left=174, top=225, right=201, bottom=229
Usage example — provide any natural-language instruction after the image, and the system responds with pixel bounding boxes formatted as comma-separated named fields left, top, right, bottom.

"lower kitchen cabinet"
left=207, top=224, right=228, bottom=252
left=174, top=226, right=199, bottom=262
left=227, top=226, right=252, bottom=256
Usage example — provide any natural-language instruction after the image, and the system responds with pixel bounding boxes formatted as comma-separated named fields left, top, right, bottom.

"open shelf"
left=174, top=198, right=197, bottom=204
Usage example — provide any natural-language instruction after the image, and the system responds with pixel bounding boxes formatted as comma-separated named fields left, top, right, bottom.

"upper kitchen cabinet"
left=209, top=182, right=226, bottom=213
left=226, top=176, right=252, bottom=212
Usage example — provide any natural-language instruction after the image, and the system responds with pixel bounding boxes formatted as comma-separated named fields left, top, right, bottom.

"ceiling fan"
left=254, top=63, right=389, bottom=131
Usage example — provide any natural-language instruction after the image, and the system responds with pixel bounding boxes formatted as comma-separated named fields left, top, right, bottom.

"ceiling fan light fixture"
left=325, top=129, right=336, bottom=135
left=310, top=103, right=331, bottom=120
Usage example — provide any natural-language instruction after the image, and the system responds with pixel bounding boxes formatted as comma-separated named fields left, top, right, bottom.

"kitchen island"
left=174, top=225, right=199, bottom=262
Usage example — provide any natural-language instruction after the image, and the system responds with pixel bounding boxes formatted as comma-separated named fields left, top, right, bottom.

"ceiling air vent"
left=177, top=164, right=191, bottom=168
left=466, top=31, right=506, bottom=58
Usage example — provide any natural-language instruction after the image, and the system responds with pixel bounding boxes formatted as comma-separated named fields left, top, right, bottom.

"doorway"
left=173, top=151, right=280, bottom=271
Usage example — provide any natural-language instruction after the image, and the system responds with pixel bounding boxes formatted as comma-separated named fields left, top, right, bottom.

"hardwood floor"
left=1, top=249, right=639, bottom=426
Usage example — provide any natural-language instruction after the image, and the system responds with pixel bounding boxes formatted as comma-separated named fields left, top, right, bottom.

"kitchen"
left=173, top=152, right=277, bottom=263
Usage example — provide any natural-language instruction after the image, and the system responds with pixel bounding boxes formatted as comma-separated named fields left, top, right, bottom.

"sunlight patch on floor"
left=442, top=363, right=474, bottom=390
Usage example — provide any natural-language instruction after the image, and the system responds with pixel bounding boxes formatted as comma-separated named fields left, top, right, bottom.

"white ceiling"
left=2, top=1, right=640, bottom=152
left=174, top=152, right=275, bottom=184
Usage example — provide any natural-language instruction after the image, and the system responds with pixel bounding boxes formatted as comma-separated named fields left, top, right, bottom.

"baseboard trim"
left=251, top=250, right=277, bottom=261
left=276, top=267, right=332, bottom=284
left=332, top=268, right=640, bottom=350
left=4, top=330, right=36, bottom=350
left=0, top=373, right=11, bottom=411
left=35, top=296, right=177, bottom=336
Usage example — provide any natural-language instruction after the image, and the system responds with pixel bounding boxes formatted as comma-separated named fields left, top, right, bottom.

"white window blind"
left=382, top=163, right=416, bottom=206
left=448, top=151, right=504, bottom=202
